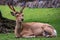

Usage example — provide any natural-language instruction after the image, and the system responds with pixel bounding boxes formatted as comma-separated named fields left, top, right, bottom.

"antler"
left=20, top=1, right=26, bottom=13
left=7, top=2, right=16, bottom=13
left=7, top=1, right=26, bottom=14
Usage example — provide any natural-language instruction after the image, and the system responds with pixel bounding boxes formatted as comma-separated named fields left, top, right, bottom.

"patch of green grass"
left=0, top=33, right=60, bottom=40
left=0, top=5, right=60, bottom=40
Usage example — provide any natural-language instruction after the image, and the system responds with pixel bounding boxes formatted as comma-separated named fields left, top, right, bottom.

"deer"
left=7, top=3, right=57, bottom=38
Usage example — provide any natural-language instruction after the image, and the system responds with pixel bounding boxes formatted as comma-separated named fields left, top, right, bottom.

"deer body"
left=19, top=22, right=57, bottom=37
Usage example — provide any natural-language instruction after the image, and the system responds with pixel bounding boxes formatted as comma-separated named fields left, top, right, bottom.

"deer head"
left=8, top=2, right=26, bottom=22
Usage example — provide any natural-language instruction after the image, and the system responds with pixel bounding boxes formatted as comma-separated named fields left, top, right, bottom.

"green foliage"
left=0, top=5, right=60, bottom=40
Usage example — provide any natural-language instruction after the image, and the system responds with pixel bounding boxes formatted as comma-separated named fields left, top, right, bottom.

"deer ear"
left=10, top=12, right=15, bottom=16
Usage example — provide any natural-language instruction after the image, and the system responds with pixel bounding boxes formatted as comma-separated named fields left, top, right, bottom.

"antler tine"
left=7, top=2, right=16, bottom=12
left=20, top=1, right=26, bottom=13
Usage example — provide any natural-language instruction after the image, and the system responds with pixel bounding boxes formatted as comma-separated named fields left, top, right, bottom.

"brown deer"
left=8, top=3, right=57, bottom=38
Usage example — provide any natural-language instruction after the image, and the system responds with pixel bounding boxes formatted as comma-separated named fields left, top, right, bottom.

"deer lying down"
left=8, top=3, right=57, bottom=38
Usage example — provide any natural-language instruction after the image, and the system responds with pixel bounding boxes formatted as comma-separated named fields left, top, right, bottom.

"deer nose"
left=21, top=19, right=24, bottom=21
left=18, top=17, right=24, bottom=21
left=18, top=19, right=24, bottom=23
left=19, top=18, right=24, bottom=21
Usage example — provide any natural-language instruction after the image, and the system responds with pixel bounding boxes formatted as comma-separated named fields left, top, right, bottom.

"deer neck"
left=16, top=19, right=23, bottom=30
